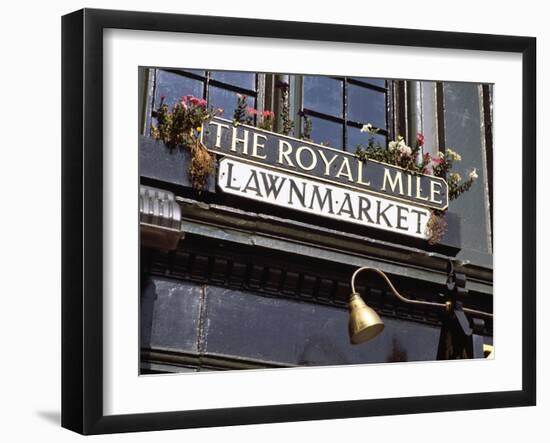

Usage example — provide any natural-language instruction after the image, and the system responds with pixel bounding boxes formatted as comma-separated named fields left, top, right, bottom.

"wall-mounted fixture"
left=348, top=263, right=493, bottom=359
left=140, top=185, right=183, bottom=250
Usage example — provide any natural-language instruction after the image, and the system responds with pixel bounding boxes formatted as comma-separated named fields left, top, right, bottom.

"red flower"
left=416, top=133, right=425, bottom=146
left=188, top=96, right=201, bottom=106
left=262, top=110, right=274, bottom=119
left=180, top=95, right=206, bottom=107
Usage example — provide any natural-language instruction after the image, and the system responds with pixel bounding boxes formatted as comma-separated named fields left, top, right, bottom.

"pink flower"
left=431, top=157, right=444, bottom=167
left=181, top=95, right=207, bottom=107
left=188, top=96, right=201, bottom=106
left=416, top=133, right=425, bottom=146
left=246, top=107, right=257, bottom=115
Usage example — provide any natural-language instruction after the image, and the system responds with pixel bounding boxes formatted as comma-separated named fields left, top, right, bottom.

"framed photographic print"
left=61, top=8, right=536, bottom=435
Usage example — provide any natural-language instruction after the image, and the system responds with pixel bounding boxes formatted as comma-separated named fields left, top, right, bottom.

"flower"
left=469, top=168, right=478, bottom=180
left=262, top=110, right=274, bottom=119
left=449, top=172, right=462, bottom=182
left=431, top=157, right=444, bottom=167
left=396, top=140, right=412, bottom=156
left=192, top=97, right=204, bottom=106
left=423, top=152, right=431, bottom=162
left=361, top=123, right=377, bottom=134
left=182, top=95, right=207, bottom=107
left=246, top=107, right=257, bottom=115
left=389, top=136, right=411, bottom=154
left=447, top=148, right=462, bottom=161
left=416, top=133, right=425, bottom=146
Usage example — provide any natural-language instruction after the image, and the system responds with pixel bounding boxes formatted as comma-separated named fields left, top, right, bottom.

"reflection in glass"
left=303, top=76, right=343, bottom=117
left=350, top=77, right=386, bottom=88
left=309, top=116, right=343, bottom=150
left=208, top=86, right=255, bottom=120
left=182, top=69, right=205, bottom=76
left=347, top=84, right=386, bottom=128
left=155, top=70, right=203, bottom=108
left=347, top=126, right=386, bottom=151
left=210, top=71, right=256, bottom=90
left=444, top=82, right=491, bottom=261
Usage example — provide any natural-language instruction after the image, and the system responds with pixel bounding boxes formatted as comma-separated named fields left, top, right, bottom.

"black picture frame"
left=61, top=8, right=536, bottom=435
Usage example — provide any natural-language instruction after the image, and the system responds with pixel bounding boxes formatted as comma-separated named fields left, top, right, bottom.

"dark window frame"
left=299, top=76, right=391, bottom=151
left=144, top=69, right=392, bottom=154
left=145, top=68, right=262, bottom=134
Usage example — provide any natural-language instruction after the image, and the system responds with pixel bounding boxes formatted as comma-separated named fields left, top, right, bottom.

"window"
left=147, top=68, right=261, bottom=132
left=145, top=70, right=389, bottom=155
left=140, top=69, right=492, bottom=266
left=441, top=81, right=493, bottom=263
left=300, top=76, right=388, bottom=151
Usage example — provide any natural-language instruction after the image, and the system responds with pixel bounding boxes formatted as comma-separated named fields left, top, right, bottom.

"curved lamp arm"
left=350, top=266, right=493, bottom=319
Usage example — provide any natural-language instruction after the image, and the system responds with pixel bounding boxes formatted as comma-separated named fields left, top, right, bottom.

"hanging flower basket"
left=150, top=95, right=223, bottom=191
left=356, top=124, right=478, bottom=244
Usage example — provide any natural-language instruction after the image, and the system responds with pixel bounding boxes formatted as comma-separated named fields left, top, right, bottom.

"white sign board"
left=218, top=158, right=431, bottom=239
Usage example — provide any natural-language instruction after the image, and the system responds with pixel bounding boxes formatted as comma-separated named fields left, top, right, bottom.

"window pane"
left=443, top=82, right=491, bottom=263
left=351, top=77, right=386, bottom=88
left=183, top=69, right=206, bottom=76
left=347, top=84, right=386, bottom=128
left=210, top=71, right=256, bottom=90
left=303, top=76, right=343, bottom=117
left=347, top=126, right=386, bottom=151
left=208, top=86, right=254, bottom=120
left=308, top=116, right=343, bottom=150
left=154, top=70, right=204, bottom=108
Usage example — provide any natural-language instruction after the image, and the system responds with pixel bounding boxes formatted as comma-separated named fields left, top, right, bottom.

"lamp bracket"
left=445, top=265, right=474, bottom=337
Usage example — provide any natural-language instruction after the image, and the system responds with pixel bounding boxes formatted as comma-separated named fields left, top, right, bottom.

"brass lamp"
left=347, top=266, right=493, bottom=345
left=348, top=267, right=395, bottom=344
left=348, top=292, right=384, bottom=344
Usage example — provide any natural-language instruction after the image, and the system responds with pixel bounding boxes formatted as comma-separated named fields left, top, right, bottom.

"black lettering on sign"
left=217, top=158, right=432, bottom=240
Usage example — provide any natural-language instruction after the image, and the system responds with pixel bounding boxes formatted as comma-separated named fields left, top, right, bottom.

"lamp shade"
left=348, top=293, right=384, bottom=344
